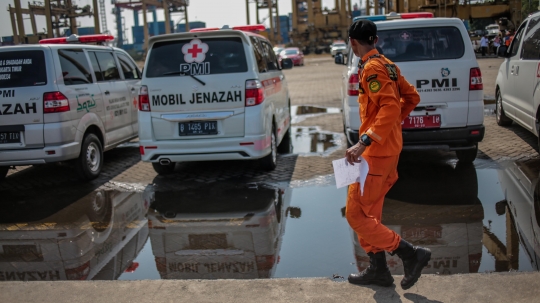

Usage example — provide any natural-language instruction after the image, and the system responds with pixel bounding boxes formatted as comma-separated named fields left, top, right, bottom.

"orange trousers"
left=346, top=155, right=401, bottom=254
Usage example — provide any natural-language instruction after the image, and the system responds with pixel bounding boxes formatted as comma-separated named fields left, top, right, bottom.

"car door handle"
left=515, top=66, right=519, bottom=75
left=130, top=87, right=135, bottom=91
left=104, top=91, right=110, bottom=95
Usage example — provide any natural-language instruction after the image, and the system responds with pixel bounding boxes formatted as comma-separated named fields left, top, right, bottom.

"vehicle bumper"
left=0, top=142, right=80, bottom=166
left=139, top=133, right=271, bottom=163
left=402, top=125, right=485, bottom=150
left=346, top=125, right=485, bottom=150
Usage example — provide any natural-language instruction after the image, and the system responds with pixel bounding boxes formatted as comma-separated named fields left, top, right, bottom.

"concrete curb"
left=1, top=272, right=539, bottom=303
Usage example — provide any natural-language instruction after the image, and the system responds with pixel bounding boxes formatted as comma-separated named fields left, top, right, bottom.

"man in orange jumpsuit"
left=345, top=19, right=431, bottom=290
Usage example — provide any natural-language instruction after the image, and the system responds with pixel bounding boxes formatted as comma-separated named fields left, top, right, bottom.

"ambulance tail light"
left=245, top=80, right=265, bottom=107
left=469, top=68, right=483, bottom=90
left=139, top=85, right=151, bottom=111
left=43, top=91, right=70, bottom=113
left=256, top=255, right=276, bottom=271
left=65, top=261, right=90, bottom=280
left=348, top=74, right=360, bottom=96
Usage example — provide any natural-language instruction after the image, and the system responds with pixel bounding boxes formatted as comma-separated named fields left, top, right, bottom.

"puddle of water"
left=1, top=158, right=539, bottom=281
left=290, top=126, right=342, bottom=156
left=291, top=105, right=341, bottom=123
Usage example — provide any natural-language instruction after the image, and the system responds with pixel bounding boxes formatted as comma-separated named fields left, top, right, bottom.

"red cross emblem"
left=182, top=39, right=209, bottom=63
left=400, top=32, right=411, bottom=40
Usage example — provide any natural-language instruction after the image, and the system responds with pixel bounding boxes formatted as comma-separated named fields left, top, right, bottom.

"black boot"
left=391, top=239, right=431, bottom=290
left=348, top=251, right=394, bottom=287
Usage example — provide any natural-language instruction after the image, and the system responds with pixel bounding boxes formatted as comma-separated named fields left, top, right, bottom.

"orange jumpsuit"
left=346, top=49, right=420, bottom=254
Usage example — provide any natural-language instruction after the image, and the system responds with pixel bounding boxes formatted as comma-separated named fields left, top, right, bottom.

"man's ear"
left=374, top=36, right=379, bottom=45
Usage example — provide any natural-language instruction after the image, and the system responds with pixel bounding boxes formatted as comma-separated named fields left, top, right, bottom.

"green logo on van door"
left=76, top=94, right=96, bottom=112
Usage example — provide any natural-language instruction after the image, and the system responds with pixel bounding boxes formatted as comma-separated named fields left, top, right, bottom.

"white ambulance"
left=0, top=34, right=141, bottom=180
left=0, top=189, right=149, bottom=281
left=351, top=161, right=483, bottom=274
left=146, top=182, right=292, bottom=279
left=336, top=13, right=484, bottom=163
left=138, top=25, right=293, bottom=175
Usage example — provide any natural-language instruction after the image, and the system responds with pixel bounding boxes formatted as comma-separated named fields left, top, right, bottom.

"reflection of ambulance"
left=351, top=162, right=484, bottom=275
left=0, top=189, right=149, bottom=281
left=147, top=182, right=291, bottom=279
left=497, top=159, right=540, bottom=269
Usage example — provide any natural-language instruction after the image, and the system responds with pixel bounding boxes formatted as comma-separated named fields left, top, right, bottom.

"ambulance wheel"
left=0, top=166, right=8, bottom=180
left=277, top=127, right=292, bottom=154
left=75, top=133, right=103, bottom=181
left=260, top=125, right=277, bottom=171
left=456, top=143, right=478, bottom=164
left=87, top=190, right=112, bottom=232
left=496, top=90, right=512, bottom=126
left=152, top=162, right=176, bottom=175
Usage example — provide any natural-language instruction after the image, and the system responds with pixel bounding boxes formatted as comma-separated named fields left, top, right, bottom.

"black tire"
left=456, top=143, right=478, bottom=163
left=152, top=162, right=176, bottom=175
left=0, top=166, right=8, bottom=180
left=277, top=127, right=292, bottom=154
left=496, top=90, right=513, bottom=126
left=259, top=125, right=277, bottom=171
left=75, top=133, right=103, bottom=180
left=86, top=190, right=112, bottom=232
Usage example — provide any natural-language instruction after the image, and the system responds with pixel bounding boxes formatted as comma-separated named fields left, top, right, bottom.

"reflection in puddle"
left=291, top=106, right=341, bottom=123
left=1, top=158, right=539, bottom=280
left=0, top=189, right=150, bottom=281
left=290, top=126, right=342, bottom=156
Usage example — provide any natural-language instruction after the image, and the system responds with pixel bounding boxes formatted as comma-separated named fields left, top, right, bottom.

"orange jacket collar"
left=360, top=48, right=380, bottom=64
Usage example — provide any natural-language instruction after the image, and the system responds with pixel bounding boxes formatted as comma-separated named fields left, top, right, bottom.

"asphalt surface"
left=1, top=55, right=539, bottom=302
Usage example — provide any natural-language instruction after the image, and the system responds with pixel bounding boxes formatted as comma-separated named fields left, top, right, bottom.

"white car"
left=0, top=34, right=141, bottom=180
left=138, top=25, right=293, bottom=174
left=330, top=42, right=348, bottom=57
left=495, top=11, right=540, bottom=149
left=335, top=13, right=484, bottom=163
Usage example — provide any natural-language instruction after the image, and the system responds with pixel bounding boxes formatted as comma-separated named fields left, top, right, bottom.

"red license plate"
left=402, top=115, right=441, bottom=129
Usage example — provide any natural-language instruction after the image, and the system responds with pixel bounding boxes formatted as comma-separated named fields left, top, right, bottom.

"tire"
left=277, top=127, right=292, bottom=154
left=259, top=125, right=277, bottom=171
left=87, top=190, right=112, bottom=232
left=75, top=133, right=103, bottom=181
left=152, top=162, right=176, bottom=175
left=0, top=166, right=8, bottom=180
left=456, top=143, right=478, bottom=164
left=496, top=90, right=513, bottom=126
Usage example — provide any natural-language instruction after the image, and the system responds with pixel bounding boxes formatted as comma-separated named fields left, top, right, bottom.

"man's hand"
left=345, top=143, right=366, bottom=165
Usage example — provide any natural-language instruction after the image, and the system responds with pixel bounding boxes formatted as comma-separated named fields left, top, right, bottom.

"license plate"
left=188, top=234, right=227, bottom=249
left=0, top=131, right=20, bottom=144
left=1, top=245, right=43, bottom=262
left=402, top=226, right=442, bottom=239
left=402, top=115, right=441, bottom=129
left=179, top=121, right=218, bottom=136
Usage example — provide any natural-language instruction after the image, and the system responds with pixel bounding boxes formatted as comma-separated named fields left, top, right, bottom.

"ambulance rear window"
left=0, top=50, right=47, bottom=88
left=376, top=26, right=465, bottom=62
left=146, top=37, right=248, bottom=78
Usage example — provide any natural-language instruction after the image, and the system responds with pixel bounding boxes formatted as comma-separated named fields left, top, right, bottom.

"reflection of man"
left=344, top=19, right=430, bottom=290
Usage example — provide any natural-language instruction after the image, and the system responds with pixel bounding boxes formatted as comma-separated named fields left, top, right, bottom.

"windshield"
left=0, top=50, right=47, bottom=88
left=376, top=26, right=465, bottom=62
left=146, top=37, right=248, bottom=78
left=333, top=44, right=346, bottom=47
left=283, top=49, right=298, bottom=55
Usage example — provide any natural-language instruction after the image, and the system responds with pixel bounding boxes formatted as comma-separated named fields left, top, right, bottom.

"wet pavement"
left=0, top=152, right=539, bottom=281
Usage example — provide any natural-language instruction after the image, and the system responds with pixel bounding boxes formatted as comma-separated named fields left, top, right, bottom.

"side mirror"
left=281, top=58, right=293, bottom=69
left=335, top=53, right=344, bottom=65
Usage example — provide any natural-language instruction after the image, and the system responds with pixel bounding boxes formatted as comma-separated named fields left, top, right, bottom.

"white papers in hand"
left=332, top=157, right=369, bottom=195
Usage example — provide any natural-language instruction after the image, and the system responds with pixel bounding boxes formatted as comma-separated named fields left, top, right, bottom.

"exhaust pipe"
left=159, top=158, right=171, bottom=165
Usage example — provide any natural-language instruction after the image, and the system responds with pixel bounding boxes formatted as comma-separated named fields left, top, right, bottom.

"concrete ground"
left=1, top=272, right=539, bottom=302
